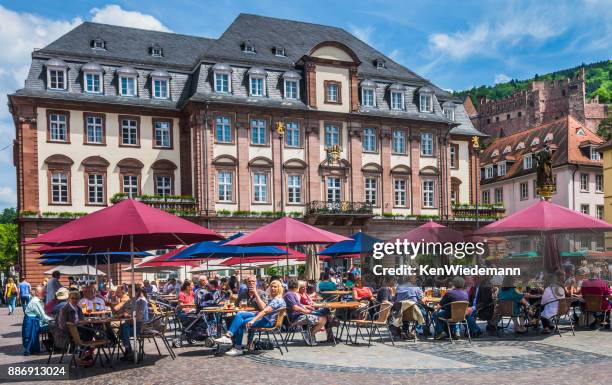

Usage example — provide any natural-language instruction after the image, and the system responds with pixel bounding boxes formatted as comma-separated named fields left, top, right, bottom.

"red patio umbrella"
left=137, top=247, right=201, bottom=268
left=394, top=221, right=465, bottom=243
left=224, top=216, right=349, bottom=246
left=224, top=216, right=349, bottom=279
left=26, top=199, right=222, bottom=361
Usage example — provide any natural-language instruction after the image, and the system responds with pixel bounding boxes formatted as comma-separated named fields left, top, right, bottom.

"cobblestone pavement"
left=1, top=308, right=611, bottom=385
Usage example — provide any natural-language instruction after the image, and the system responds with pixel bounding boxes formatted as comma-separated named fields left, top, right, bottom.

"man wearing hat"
left=45, top=287, right=69, bottom=316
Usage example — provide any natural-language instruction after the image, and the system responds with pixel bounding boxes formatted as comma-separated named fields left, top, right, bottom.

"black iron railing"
left=305, top=201, right=374, bottom=216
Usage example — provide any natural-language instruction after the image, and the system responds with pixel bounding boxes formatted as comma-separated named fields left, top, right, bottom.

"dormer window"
left=91, top=39, right=106, bottom=50
left=150, top=69, right=170, bottom=99
left=497, top=162, right=507, bottom=176
left=523, top=153, right=533, bottom=169
left=360, top=79, right=376, bottom=108
left=242, top=41, right=256, bottom=54
left=491, top=149, right=499, bottom=158
left=46, top=58, right=68, bottom=91
left=248, top=67, right=266, bottom=97
left=389, top=83, right=404, bottom=110
left=484, top=165, right=494, bottom=179
left=212, top=63, right=232, bottom=93
left=282, top=71, right=301, bottom=100
left=418, top=86, right=433, bottom=113
left=442, top=101, right=456, bottom=121
left=150, top=46, right=163, bottom=57
left=82, top=62, right=103, bottom=94
left=117, top=66, right=138, bottom=97
left=273, top=46, right=286, bottom=57
left=503, top=145, right=511, bottom=155
left=516, top=141, right=525, bottom=150
left=544, top=132, right=553, bottom=143
left=590, top=146, right=601, bottom=161
left=576, top=128, right=586, bottom=136
left=374, top=58, right=386, bottom=69
left=531, top=137, right=540, bottom=147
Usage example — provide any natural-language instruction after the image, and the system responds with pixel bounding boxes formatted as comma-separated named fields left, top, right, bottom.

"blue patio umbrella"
left=168, top=232, right=289, bottom=279
left=40, top=251, right=152, bottom=284
left=168, top=233, right=288, bottom=260
left=318, top=232, right=382, bottom=272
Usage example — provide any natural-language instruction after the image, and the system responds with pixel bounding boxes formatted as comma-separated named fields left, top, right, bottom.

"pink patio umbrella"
left=26, top=199, right=223, bottom=361
left=474, top=200, right=612, bottom=235
left=475, top=200, right=612, bottom=272
left=224, top=216, right=350, bottom=279
left=394, top=220, right=465, bottom=243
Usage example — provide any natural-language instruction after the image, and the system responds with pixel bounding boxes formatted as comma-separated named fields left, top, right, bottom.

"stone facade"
left=468, top=69, right=610, bottom=138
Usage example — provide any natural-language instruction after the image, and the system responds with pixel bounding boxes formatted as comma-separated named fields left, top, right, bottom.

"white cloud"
left=90, top=5, right=170, bottom=32
left=0, top=186, right=16, bottom=206
left=494, top=73, right=511, bottom=84
left=348, top=24, right=375, bottom=45
left=427, top=3, right=569, bottom=61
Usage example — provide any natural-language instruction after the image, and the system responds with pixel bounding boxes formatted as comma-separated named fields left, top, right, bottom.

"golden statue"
left=325, top=144, right=342, bottom=164
left=275, top=121, right=285, bottom=135
left=471, top=136, right=480, bottom=148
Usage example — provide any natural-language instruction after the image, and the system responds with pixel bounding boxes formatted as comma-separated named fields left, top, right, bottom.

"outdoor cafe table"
left=422, top=297, right=441, bottom=305
left=320, top=290, right=352, bottom=302
left=313, top=301, right=362, bottom=344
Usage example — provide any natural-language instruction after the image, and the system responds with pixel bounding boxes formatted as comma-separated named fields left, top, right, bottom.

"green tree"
left=0, top=223, right=18, bottom=271
left=0, top=208, right=16, bottom=224
left=598, top=117, right=612, bottom=142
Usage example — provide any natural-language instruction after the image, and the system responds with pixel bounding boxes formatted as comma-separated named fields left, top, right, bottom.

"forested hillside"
left=454, top=60, right=612, bottom=105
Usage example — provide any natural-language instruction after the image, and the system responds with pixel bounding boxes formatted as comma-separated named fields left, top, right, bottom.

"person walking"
left=45, top=271, right=62, bottom=304
left=4, top=277, right=18, bottom=315
left=18, top=277, right=31, bottom=313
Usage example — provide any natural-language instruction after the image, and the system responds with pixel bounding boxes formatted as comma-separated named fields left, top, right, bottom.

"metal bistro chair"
left=251, top=308, right=288, bottom=355
left=284, top=316, right=313, bottom=346
left=495, top=300, right=523, bottom=337
left=584, top=294, right=611, bottom=328
left=351, top=301, right=395, bottom=346
left=437, top=301, right=472, bottom=344
left=543, top=297, right=575, bottom=337
left=137, top=315, right=176, bottom=361
left=65, top=322, right=112, bottom=368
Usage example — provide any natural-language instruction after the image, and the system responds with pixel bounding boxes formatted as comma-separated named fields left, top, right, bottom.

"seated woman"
left=317, top=272, right=337, bottom=293
left=110, top=285, right=130, bottom=315
left=214, top=280, right=286, bottom=356
left=344, top=273, right=356, bottom=289
left=540, top=270, right=567, bottom=334
left=22, top=285, right=53, bottom=355
left=178, top=281, right=195, bottom=314
left=118, top=287, right=148, bottom=361
left=496, top=276, right=529, bottom=333
left=352, top=277, right=374, bottom=302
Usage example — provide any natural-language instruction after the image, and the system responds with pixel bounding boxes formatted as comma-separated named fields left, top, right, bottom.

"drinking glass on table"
left=240, top=300, right=247, bottom=309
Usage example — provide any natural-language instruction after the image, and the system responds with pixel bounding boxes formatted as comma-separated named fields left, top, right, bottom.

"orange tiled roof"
left=479, top=116, right=603, bottom=184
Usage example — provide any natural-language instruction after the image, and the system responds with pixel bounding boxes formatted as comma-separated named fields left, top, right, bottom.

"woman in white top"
left=540, top=270, right=566, bottom=334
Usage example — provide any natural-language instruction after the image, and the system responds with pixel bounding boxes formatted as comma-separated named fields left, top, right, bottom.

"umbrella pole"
left=240, top=254, right=243, bottom=282
left=130, top=235, right=137, bottom=364
left=107, top=250, right=111, bottom=286
left=94, top=255, right=98, bottom=287
left=286, top=245, right=289, bottom=278
left=87, top=257, right=90, bottom=285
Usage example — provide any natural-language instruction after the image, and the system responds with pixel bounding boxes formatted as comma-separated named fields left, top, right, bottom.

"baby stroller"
left=172, top=309, right=223, bottom=348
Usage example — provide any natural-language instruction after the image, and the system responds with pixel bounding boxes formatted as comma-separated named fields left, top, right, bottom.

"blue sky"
left=0, top=0, right=610, bottom=209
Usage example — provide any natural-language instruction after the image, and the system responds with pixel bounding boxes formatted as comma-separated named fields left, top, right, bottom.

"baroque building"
left=10, top=14, right=486, bottom=282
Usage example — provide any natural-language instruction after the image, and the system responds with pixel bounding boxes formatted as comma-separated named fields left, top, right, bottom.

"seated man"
left=396, top=275, right=431, bottom=336
left=581, top=269, right=612, bottom=328
left=199, top=279, right=223, bottom=308
left=317, top=272, right=337, bottom=293
left=540, top=270, right=567, bottom=334
left=235, top=275, right=268, bottom=311
left=44, top=287, right=69, bottom=317
left=78, top=284, right=106, bottom=312
left=433, top=277, right=480, bottom=339
left=118, top=287, right=148, bottom=361
left=284, top=279, right=327, bottom=345
left=22, top=285, right=53, bottom=355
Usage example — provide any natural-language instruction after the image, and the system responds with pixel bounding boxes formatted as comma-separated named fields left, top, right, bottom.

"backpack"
left=253, top=339, right=275, bottom=350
